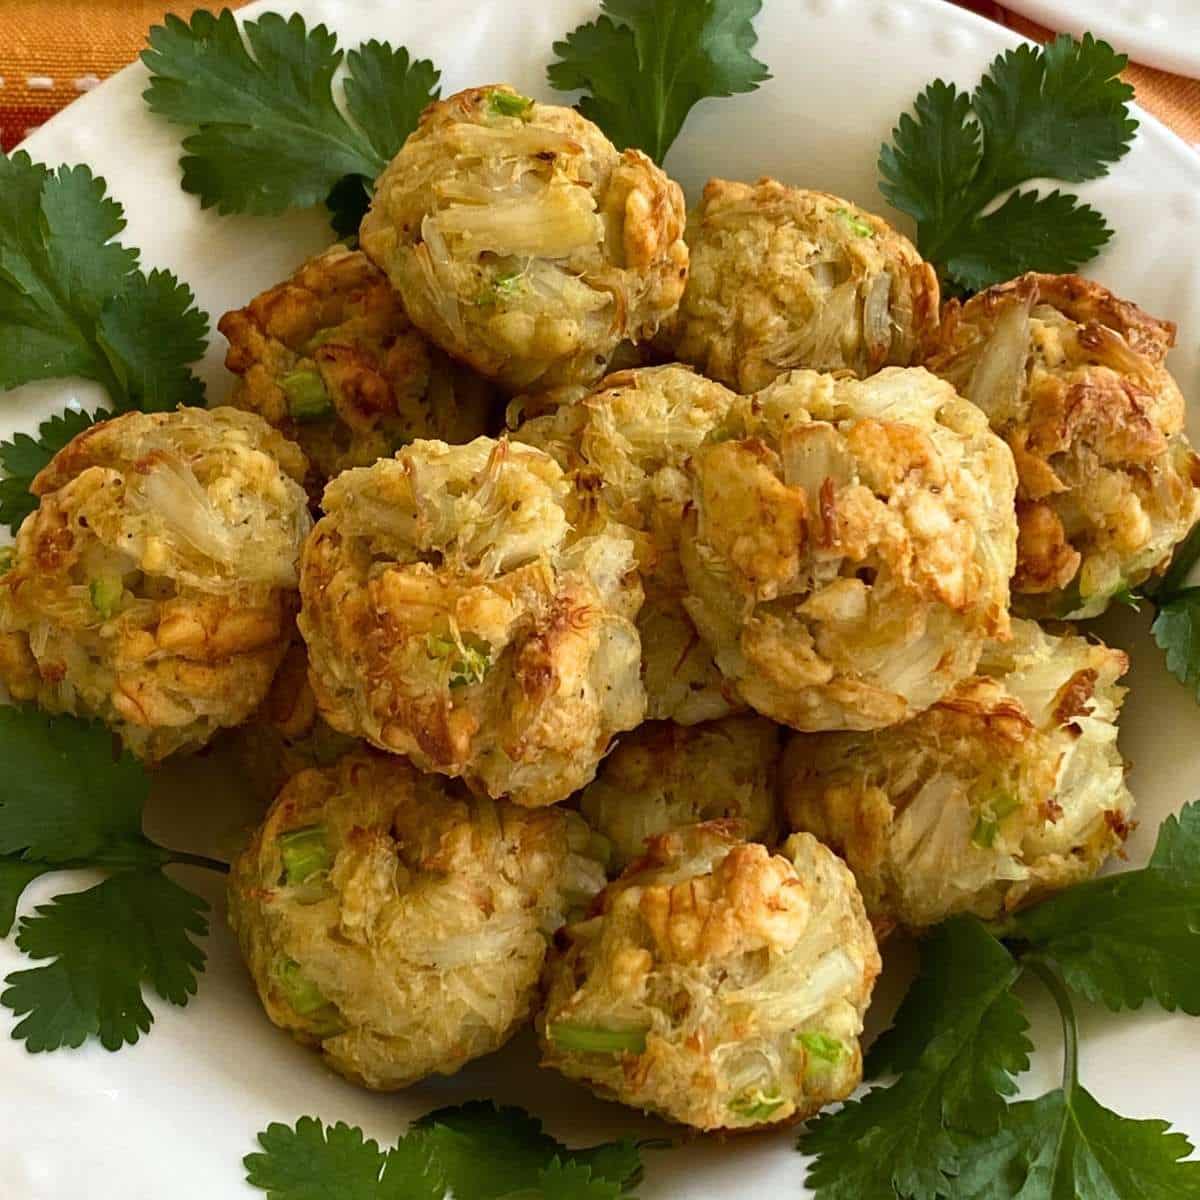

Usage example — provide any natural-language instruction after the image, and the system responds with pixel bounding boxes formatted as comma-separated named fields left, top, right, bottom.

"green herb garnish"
left=245, top=1101, right=646, bottom=1199
left=548, top=0, right=770, bottom=165
left=0, top=706, right=226, bottom=1050
left=879, top=35, right=1136, bottom=293
left=142, top=11, right=440, bottom=236
left=799, top=803, right=1200, bottom=1198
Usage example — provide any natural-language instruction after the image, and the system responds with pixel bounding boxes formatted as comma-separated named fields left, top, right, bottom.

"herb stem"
left=1026, top=957, right=1079, bottom=1094
left=167, top=849, right=231, bottom=875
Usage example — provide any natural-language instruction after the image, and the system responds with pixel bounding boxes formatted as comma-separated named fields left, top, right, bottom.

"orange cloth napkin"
left=0, top=2, right=247, bottom=151
left=1, top=2, right=1197, bottom=151
left=958, top=1, right=1200, bottom=146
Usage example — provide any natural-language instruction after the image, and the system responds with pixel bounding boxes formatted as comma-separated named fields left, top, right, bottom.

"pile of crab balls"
left=5, top=82, right=1194, bottom=1133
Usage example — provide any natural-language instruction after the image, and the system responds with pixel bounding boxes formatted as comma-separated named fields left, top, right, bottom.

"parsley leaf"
left=950, top=1086, right=1200, bottom=1199
left=0, top=860, right=51, bottom=939
left=801, top=918, right=1029, bottom=1198
left=0, top=152, right=207, bottom=410
left=0, top=407, right=105, bottom=533
left=142, top=11, right=439, bottom=228
left=1153, top=590, right=1200, bottom=699
left=3, top=872, right=208, bottom=1051
left=244, top=1102, right=645, bottom=1199
left=1003, top=801, right=1200, bottom=1015
left=548, top=0, right=770, bottom=165
left=879, top=34, right=1136, bottom=292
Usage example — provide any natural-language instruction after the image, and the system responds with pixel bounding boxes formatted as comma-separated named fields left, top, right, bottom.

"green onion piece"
left=476, top=269, right=524, bottom=308
left=281, top=369, right=333, bottom=422
left=89, top=575, right=123, bottom=619
left=302, top=328, right=343, bottom=354
left=834, top=206, right=876, bottom=238
left=278, top=825, right=331, bottom=886
left=426, top=632, right=492, bottom=687
left=972, top=790, right=1020, bottom=849
left=972, top=814, right=999, bottom=849
left=729, top=1089, right=786, bottom=1122
left=796, top=1031, right=846, bottom=1063
left=0, top=546, right=14, bottom=575
left=548, top=1022, right=648, bottom=1055
left=489, top=90, right=533, bottom=118
left=275, top=959, right=343, bottom=1035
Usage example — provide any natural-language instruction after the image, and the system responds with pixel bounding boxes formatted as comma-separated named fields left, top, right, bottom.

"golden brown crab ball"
left=219, top=246, right=496, bottom=499
left=516, top=364, right=742, bottom=724
left=680, top=367, right=1018, bottom=731
left=578, top=716, right=781, bottom=873
left=298, top=436, right=646, bottom=807
left=927, top=273, right=1200, bottom=618
left=228, top=752, right=607, bottom=1090
left=0, top=408, right=311, bottom=760
left=359, top=85, right=688, bottom=394
left=658, top=179, right=939, bottom=392
left=781, top=619, right=1132, bottom=933
left=537, top=821, right=880, bottom=1131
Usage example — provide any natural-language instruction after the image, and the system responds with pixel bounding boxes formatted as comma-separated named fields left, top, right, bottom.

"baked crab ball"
left=537, top=821, right=880, bottom=1131
left=219, top=246, right=495, bottom=498
left=517, top=364, right=741, bottom=724
left=578, top=716, right=781, bottom=872
left=680, top=367, right=1018, bottom=731
left=0, top=407, right=311, bottom=760
left=298, top=436, right=646, bottom=806
left=359, top=85, right=688, bottom=393
left=228, top=752, right=606, bottom=1090
left=781, top=619, right=1132, bottom=932
left=927, top=273, right=1200, bottom=618
left=659, top=179, right=939, bottom=392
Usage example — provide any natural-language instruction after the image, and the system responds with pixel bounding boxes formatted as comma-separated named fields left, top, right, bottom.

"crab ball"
left=359, top=85, right=688, bottom=393
left=781, top=619, right=1132, bottom=932
left=0, top=407, right=311, bottom=760
left=578, top=716, right=781, bottom=872
left=658, top=179, right=939, bottom=392
left=927, top=273, right=1200, bottom=618
left=298, top=436, right=646, bottom=807
left=537, top=821, right=880, bottom=1131
left=228, top=752, right=607, bottom=1090
left=219, top=246, right=496, bottom=498
left=680, top=367, right=1018, bottom=730
left=516, top=364, right=742, bottom=724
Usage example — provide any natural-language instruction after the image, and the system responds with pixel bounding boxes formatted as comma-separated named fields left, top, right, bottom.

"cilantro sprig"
left=0, top=407, right=106, bottom=533
left=1147, top=524, right=1200, bottom=703
left=0, top=152, right=208, bottom=409
left=0, top=707, right=227, bottom=1051
left=548, top=0, right=770, bottom=165
left=142, top=10, right=441, bottom=236
left=800, top=802, right=1200, bottom=1198
left=879, top=35, right=1137, bottom=293
left=245, top=1101, right=647, bottom=1199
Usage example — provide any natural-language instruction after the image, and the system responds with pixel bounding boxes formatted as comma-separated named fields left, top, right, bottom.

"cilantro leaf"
left=142, top=11, right=439, bottom=227
left=96, top=268, right=208, bottom=411
left=245, top=1103, right=644, bottom=1200
left=950, top=1087, right=1200, bottom=1199
left=548, top=0, right=770, bottom=165
left=0, top=707, right=160, bottom=866
left=879, top=34, right=1135, bottom=292
left=0, top=151, right=207, bottom=410
left=3, top=871, right=208, bottom=1051
left=802, top=918, right=1028, bottom=1198
left=0, top=859, right=51, bottom=939
left=1004, top=801, right=1200, bottom=1015
left=869, top=917, right=1032, bottom=1133
left=0, top=407, right=105, bottom=533
left=1152, top=590, right=1200, bottom=701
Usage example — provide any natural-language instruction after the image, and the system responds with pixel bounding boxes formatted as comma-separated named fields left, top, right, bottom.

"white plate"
left=1006, top=0, right=1200, bottom=82
left=5, top=1, right=1200, bottom=1197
